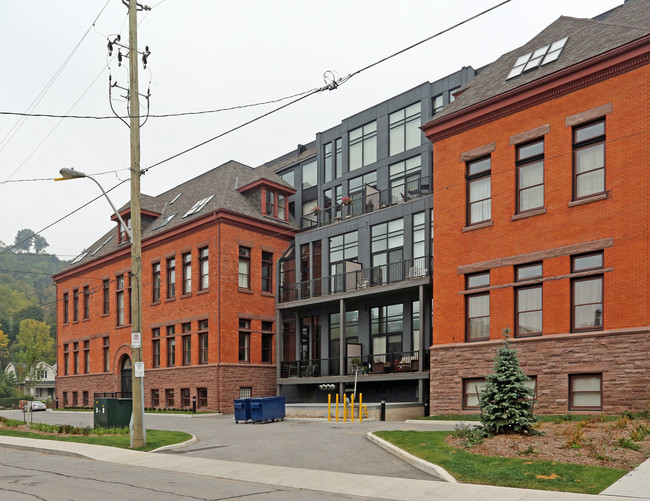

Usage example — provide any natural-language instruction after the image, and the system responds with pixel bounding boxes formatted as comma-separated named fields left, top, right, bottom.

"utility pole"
left=128, top=0, right=145, bottom=448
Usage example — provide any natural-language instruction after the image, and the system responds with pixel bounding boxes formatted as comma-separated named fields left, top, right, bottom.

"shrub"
left=617, top=438, right=640, bottom=451
left=479, top=328, right=537, bottom=435
left=452, top=423, right=486, bottom=448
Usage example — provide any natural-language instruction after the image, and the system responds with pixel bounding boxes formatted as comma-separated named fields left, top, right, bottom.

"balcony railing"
left=280, top=350, right=426, bottom=379
left=301, top=175, right=432, bottom=229
left=280, top=256, right=429, bottom=303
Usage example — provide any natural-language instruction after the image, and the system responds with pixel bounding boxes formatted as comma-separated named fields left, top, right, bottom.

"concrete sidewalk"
left=0, top=434, right=648, bottom=501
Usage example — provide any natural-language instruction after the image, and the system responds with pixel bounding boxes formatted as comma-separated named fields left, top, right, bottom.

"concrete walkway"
left=0, top=433, right=648, bottom=501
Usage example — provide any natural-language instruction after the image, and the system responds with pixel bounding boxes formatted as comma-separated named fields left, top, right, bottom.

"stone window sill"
left=568, top=192, right=608, bottom=207
left=512, top=207, right=547, bottom=221
left=463, top=220, right=493, bottom=232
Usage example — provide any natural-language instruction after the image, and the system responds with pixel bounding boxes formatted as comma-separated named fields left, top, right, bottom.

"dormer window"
left=117, top=218, right=131, bottom=244
left=262, top=188, right=289, bottom=221
left=265, top=190, right=275, bottom=216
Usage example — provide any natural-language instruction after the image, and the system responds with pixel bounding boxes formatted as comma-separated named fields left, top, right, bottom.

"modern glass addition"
left=302, top=160, right=318, bottom=189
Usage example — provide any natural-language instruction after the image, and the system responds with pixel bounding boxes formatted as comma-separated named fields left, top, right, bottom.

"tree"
left=13, top=228, right=34, bottom=253
left=33, top=235, right=49, bottom=254
left=0, top=370, right=16, bottom=398
left=13, top=319, right=55, bottom=395
left=479, top=328, right=536, bottom=435
left=0, top=328, right=9, bottom=361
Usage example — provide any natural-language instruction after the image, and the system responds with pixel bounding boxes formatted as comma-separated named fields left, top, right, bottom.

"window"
left=262, top=321, right=273, bottom=363
left=182, top=335, right=191, bottom=366
left=389, top=103, right=421, bottom=156
left=63, top=392, right=68, bottom=407
left=371, top=304, right=403, bottom=355
left=516, top=140, right=544, bottom=212
left=73, top=343, right=79, bottom=374
left=467, top=157, right=491, bottom=225
left=324, top=142, right=334, bottom=183
left=572, top=252, right=604, bottom=332
left=466, top=272, right=490, bottom=341
left=573, top=120, right=605, bottom=199
left=82, top=391, right=89, bottom=407
left=507, top=37, right=568, bottom=80
left=182, top=253, right=192, bottom=294
left=152, top=262, right=161, bottom=302
left=183, top=195, right=214, bottom=218
left=151, top=389, right=160, bottom=407
left=349, top=121, right=377, bottom=170
left=239, top=387, right=252, bottom=399
left=432, top=94, right=443, bottom=114
left=127, top=273, right=133, bottom=325
left=199, top=320, right=208, bottom=364
left=335, top=138, right=343, bottom=178
left=302, top=160, right=317, bottom=189
left=72, top=391, right=78, bottom=407
left=463, top=378, right=487, bottom=409
left=278, top=194, right=286, bottom=220
left=152, top=328, right=160, bottom=368
left=280, top=169, right=295, bottom=188
left=102, top=280, right=109, bottom=314
left=348, top=171, right=377, bottom=217
left=63, top=293, right=69, bottom=324
left=389, top=156, right=421, bottom=203
left=181, top=388, right=190, bottom=408
left=265, top=189, right=275, bottom=216
left=197, top=247, right=208, bottom=291
left=371, top=218, right=404, bottom=285
left=329, top=311, right=358, bottom=360
left=116, top=275, right=125, bottom=326
left=570, top=374, right=602, bottom=410
left=73, top=289, right=79, bottom=322
left=84, top=340, right=89, bottom=374
left=238, top=247, right=251, bottom=289
left=261, top=251, right=273, bottom=293
left=165, top=389, right=175, bottom=408
left=63, top=344, right=69, bottom=375
left=413, top=212, right=426, bottom=260
left=515, top=263, right=543, bottom=337
left=412, top=301, right=421, bottom=351
left=239, top=319, right=251, bottom=362
left=167, top=325, right=176, bottom=366
left=329, top=231, right=358, bottom=292
left=198, top=388, right=208, bottom=408
left=103, top=337, right=109, bottom=372
left=167, top=258, right=176, bottom=298
left=83, top=286, right=90, bottom=319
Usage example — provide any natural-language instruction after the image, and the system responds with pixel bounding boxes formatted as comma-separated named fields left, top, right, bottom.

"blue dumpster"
left=250, top=396, right=285, bottom=423
left=233, top=398, right=251, bottom=423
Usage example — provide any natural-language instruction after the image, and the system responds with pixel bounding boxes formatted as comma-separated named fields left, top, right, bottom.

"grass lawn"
left=422, top=414, right=622, bottom=423
left=374, top=430, right=626, bottom=494
left=0, top=426, right=191, bottom=452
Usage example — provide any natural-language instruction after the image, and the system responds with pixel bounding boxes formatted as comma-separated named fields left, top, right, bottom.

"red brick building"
left=54, top=161, right=295, bottom=412
left=423, top=1, right=650, bottom=414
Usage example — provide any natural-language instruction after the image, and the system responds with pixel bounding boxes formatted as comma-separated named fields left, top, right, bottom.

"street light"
left=56, top=168, right=132, bottom=239
left=55, top=167, right=145, bottom=447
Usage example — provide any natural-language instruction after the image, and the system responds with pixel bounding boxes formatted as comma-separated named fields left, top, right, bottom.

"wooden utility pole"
left=128, top=0, right=145, bottom=448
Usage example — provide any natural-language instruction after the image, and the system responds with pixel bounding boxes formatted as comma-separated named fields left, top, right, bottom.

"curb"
left=150, top=433, right=197, bottom=453
left=366, top=431, right=457, bottom=483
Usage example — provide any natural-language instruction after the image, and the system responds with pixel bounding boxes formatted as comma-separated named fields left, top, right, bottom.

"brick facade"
left=55, top=166, right=295, bottom=413
left=424, top=24, right=650, bottom=414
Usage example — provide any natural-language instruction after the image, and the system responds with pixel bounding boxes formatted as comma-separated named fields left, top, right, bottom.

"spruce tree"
left=479, top=328, right=536, bottom=435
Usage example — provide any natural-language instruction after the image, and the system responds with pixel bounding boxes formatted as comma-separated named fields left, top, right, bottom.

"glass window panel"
left=468, top=157, right=491, bottom=176
left=469, top=295, right=489, bottom=317
left=519, top=161, right=543, bottom=188
left=575, top=278, right=603, bottom=303
left=364, top=136, right=377, bottom=164
left=469, top=176, right=491, bottom=202
left=518, top=311, right=542, bottom=334
left=390, top=128, right=404, bottom=156
left=573, top=392, right=601, bottom=407
left=575, top=122, right=605, bottom=142
left=514, top=53, right=532, bottom=66
left=574, top=253, right=603, bottom=271
left=518, top=141, right=544, bottom=161
left=532, top=45, right=549, bottom=58
left=517, top=264, right=542, bottom=280
left=575, top=304, right=603, bottom=328
left=467, top=272, right=489, bottom=289
left=574, top=375, right=601, bottom=391
left=468, top=317, right=489, bottom=339
left=542, top=50, right=561, bottom=65
left=518, top=287, right=541, bottom=310
left=471, top=199, right=491, bottom=223
left=349, top=143, right=362, bottom=171
left=302, top=161, right=317, bottom=189
left=576, top=144, right=604, bottom=174
left=521, top=185, right=544, bottom=211
left=524, top=56, right=543, bottom=71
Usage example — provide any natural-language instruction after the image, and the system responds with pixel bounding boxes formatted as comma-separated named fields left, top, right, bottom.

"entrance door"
left=120, top=356, right=132, bottom=397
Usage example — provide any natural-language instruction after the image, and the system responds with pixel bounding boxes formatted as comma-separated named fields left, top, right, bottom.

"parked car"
left=27, top=401, right=47, bottom=412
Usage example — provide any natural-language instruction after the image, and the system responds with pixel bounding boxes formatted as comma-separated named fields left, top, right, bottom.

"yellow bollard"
left=359, top=393, right=363, bottom=423
left=336, top=393, right=339, bottom=422
left=328, top=393, right=331, bottom=422
left=350, top=393, right=355, bottom=422
left=343, top=393, right=347, bottom=422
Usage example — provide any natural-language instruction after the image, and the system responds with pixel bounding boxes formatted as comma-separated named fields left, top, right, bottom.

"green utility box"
left=93, top=397, right=132, bottom=428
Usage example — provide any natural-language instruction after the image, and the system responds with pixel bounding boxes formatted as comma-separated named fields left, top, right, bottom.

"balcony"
left=301, top=175, right=432, bottom=229
left=279, top=256, right=430, bottom=303
left=280, top=350, right=426, bottom=379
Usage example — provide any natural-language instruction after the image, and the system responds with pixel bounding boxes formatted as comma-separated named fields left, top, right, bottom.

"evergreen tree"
left=479, top=328, right=536, bottom=435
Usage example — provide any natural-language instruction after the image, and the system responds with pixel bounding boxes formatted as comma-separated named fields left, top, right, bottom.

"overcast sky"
left=0, top=0, right=622, bottom=260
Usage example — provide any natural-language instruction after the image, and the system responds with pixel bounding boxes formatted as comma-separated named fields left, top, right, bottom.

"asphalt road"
left=0, top=448, right=372, bottom=500
left=0, top=410, right=450, bottom=480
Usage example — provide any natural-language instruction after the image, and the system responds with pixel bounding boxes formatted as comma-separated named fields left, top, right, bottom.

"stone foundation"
left=430, top=328, right=650, bottom=415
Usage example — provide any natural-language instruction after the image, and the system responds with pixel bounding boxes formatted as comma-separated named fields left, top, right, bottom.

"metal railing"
left=301, top=176, right=432, bottom=229
left=279, top=256, right=429, bottom=303
left=280, top=350, right=425, bottom=379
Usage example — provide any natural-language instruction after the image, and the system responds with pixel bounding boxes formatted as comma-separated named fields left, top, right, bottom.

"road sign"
left=131, top=332, right=141, bottom=348
left=134, top=362, right=144, bottom=378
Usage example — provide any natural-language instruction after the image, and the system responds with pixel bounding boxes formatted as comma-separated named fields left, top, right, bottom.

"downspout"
left=217, top=218, right=222, bottom=413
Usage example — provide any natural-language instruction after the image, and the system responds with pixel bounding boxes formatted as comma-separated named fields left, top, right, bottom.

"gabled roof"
left=425, top=0, right=650, bottom=125
left=62, top=161, right=297, bottom=271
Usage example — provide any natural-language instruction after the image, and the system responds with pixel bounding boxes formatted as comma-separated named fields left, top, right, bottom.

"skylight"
left=154, top=212, right=177, bottom=230
left=506, top=37, right=568, bottom=80
left=169, top=193, right=182, bottom=204
left=183, top=194, right=215, bottom=218
left=70, top=251, right=88, bottom=265
left=91, top=235, right=114, bottom=256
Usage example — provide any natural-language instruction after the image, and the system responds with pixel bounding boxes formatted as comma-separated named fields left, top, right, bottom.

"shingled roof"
left=425, top=0, right=650, bottom=125
left=65, top=160, right=296, bottom=269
